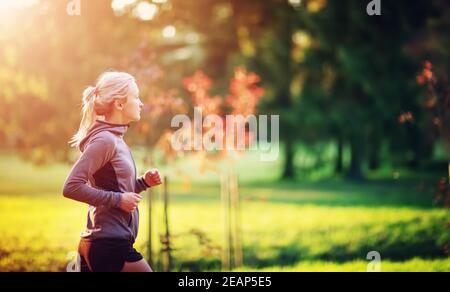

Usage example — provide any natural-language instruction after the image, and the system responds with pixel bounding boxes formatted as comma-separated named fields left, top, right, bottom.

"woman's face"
left=121, top=81, right=144, bottom=123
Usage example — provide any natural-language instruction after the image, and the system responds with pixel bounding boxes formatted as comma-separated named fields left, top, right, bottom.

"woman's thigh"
left=121, top=259, right=153, bottom=272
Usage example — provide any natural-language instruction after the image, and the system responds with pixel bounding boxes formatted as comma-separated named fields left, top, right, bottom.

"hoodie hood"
left=79, top=120, right=130, bottom=152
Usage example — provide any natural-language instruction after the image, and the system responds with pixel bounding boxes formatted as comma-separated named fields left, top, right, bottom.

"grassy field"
left=0, top=153, right=449, bottom=272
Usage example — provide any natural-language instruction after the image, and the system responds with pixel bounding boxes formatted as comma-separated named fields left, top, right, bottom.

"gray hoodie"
left=62, top=120, right=149, bottom=242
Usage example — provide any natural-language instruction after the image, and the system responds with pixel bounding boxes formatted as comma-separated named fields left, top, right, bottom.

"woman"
left=63, top=71, right=162, bottom=272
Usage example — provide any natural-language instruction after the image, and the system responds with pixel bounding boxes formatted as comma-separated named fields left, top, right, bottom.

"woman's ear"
left=113, top=99, right=124, bottom=111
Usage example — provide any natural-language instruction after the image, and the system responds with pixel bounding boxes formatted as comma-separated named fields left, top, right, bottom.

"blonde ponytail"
left=69, top=86, right=98, bottom=148
left=69, top=71, right=136, bottom=148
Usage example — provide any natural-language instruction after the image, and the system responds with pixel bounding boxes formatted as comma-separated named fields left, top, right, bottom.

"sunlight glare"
left=133, top=2, right=158, bottom=21
left=0, top=0, right=39, bottom=17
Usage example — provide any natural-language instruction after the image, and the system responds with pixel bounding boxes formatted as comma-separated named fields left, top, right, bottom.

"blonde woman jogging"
left=63, top=71, right=162, bottom=272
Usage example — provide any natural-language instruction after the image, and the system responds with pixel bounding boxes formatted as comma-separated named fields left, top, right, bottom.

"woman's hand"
left=144, top=168, right=163, bottom=187
left=119, top=192, right=142, bottom=213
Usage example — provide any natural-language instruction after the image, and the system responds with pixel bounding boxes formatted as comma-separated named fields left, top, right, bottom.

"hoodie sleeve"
left=63, top=132, right=122, bottom=208
left=135, top=175, right=150, bottom=194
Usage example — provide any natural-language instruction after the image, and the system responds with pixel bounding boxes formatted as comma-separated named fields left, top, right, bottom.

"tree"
left=294, top=0, right=443, bottom=179
left=0, top=0, right=146, bottom=162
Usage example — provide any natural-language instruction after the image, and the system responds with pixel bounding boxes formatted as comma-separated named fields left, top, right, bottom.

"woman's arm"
left=135, top=176, right=150, bottom=194
left=62, top=133, right=122, bottom=208
left=135, top=169, right=162, bottom=193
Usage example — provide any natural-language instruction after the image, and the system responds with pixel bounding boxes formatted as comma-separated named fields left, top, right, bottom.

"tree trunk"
left=282, top=139, right=295, bottom=179
left=335, top=136, right=344, bottom=174
left=161, top=177, right=171, bottom=272
left=368, top=132, right=381, bottom=171
left=147, top=189, right=154, bottom=268
left=220, top=173, right=231, bottom=271
left=349, top=133, right=364, bottom=181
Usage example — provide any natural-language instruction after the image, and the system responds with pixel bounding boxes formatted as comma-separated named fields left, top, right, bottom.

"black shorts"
left=78, top=238, right=143, bottom=272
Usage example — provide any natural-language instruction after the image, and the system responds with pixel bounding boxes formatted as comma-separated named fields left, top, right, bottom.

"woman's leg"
left=121, top=259, right=153, bottom=272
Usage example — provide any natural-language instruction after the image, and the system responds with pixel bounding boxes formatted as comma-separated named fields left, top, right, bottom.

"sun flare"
left=0, top=0, right=38, bottom=18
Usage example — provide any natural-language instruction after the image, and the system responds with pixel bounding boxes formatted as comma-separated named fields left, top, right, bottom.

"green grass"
left=235, top=258, right=450, bottom=272
left=0, top=154, right=449, bottom=272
